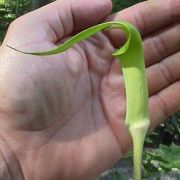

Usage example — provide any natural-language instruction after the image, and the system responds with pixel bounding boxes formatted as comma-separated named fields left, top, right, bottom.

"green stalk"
left=112, top=23, right=150, bottom=179
left=7, top=21, right=150, bottom=180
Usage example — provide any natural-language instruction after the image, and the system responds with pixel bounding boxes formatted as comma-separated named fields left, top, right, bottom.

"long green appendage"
left=7, top=21, right=150, bottom=180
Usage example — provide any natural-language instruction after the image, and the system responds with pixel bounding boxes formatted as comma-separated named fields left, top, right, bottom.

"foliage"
left=0, top=0, right=29, bottom=42
left=0, top=0, right=53, bottom=42
left=99, top=144, right=180, bottom=179
left=143, top=144, right=180, bottom=177
left=149, top=112, right=180, bottom=146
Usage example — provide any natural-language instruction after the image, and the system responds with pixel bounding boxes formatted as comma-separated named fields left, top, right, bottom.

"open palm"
left=0, top=0, right=179, bottom=179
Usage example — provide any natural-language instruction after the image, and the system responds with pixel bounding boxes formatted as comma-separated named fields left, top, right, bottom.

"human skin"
left=0, top=0, right=179, bottom=179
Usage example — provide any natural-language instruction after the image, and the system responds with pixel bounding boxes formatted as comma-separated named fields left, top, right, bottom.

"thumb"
left=3, top=0, right=112, bottom=45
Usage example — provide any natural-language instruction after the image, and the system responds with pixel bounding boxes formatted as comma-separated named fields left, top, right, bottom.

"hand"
left=0, top=0, right=179, bottom=179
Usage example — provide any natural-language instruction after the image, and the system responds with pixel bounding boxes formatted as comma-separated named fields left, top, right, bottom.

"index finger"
left=106, top=0, right=180, bottom=47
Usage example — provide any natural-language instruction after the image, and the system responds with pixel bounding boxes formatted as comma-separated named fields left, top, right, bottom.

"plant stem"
left=130, top=121, right=149, bottom=180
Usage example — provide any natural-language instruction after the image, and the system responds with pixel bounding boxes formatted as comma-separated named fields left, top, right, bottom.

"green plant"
left=8, top=21, right=149, bottom=180
left=143, top=144, right=180, bottom=177
left=0, top=0, right=26, bottom=42
left=0, top=0, right=53, bottom=42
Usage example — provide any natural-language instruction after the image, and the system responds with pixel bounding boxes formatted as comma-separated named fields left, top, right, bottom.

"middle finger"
left=143, top=23, right=180, bottom=67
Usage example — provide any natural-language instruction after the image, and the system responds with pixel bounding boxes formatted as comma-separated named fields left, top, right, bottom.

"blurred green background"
left=0, top=0, right=179, bottom=178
